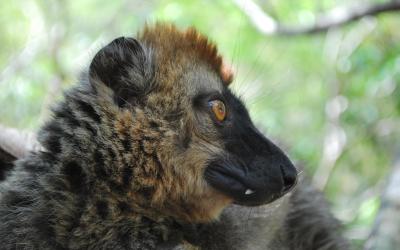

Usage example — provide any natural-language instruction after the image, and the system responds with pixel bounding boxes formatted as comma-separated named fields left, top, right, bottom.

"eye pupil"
left=209, top=100, right=226, bottom=122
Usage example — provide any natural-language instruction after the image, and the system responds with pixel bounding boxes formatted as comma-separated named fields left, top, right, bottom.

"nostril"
left=280, top=165, right=297, bottom=192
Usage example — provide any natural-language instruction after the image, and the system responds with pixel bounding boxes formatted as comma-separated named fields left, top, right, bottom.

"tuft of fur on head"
left=140, top=23, right=234, bottom=86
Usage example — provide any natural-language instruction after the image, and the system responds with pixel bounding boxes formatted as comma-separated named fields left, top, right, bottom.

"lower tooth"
left=245, top=189, right=255, bottom=195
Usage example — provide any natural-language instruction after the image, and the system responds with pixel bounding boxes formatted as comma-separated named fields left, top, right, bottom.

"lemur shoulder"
left=0, top=23, right=348, bottom=249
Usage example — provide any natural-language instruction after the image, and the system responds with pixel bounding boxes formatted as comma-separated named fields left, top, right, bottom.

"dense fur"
left=183, top=178, right=348, bottom=250
left=0, top=23, right=347, bottom=249
left=0, top=147, right=349, bottom=249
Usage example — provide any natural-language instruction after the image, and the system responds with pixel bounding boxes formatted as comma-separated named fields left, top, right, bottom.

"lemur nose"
left=280, top=164, right=297, bottom=193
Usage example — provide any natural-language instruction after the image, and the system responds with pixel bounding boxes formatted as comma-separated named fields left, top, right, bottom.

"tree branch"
left=0, top=125, right=39, bottom=159
left=234, top=0, right=400, bottom=35
left=364, top=154, right=400, bottom=249
left=0, top=125, right=38, bottom=180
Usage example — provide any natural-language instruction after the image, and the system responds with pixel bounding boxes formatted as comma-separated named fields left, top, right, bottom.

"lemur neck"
left=33, top=162, right=183, bottom=249
left=34, top=133, right=182, bottom=248
left=33, top=86, right=182, bottom=247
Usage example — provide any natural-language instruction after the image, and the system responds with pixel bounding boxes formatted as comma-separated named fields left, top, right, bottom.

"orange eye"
left=209, top=100, right=226, bottom=122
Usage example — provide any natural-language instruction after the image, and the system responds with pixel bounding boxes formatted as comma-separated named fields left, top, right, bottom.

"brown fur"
left=140, top=23, right=234, bottom=86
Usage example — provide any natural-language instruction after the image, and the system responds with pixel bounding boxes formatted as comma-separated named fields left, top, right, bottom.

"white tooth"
left=245, top=189, right=255, bottom=195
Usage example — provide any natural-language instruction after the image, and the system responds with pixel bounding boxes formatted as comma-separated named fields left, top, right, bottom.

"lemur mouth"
left=204, top=163, right=296, bottom=207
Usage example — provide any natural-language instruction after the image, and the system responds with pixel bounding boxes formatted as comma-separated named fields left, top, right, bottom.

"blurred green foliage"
left=1, top=0, right=399, bottom=248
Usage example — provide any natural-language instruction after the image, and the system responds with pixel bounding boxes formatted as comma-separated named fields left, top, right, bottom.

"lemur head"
left=44, top=24, right=297, bottom=224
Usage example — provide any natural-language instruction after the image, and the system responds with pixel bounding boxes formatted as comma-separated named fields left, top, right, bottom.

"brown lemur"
left=0, top=24, right=348, bottom=249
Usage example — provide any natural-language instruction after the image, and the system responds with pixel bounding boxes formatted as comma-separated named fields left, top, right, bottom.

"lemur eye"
left=208, top=100, right=226, bottom=122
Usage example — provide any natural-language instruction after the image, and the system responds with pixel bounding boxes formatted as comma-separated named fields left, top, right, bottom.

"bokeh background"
left=1, top=0, right=400, bottom=248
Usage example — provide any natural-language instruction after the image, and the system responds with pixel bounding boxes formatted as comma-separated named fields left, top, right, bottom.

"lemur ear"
left=89, top=37, right=155, bottom=106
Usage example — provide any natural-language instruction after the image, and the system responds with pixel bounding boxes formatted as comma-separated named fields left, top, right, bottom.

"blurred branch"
left=234, top=0, right=400, bottom=35
left=0, top=39, right=42, bottom=84
left=364, top=155, right=400, bottom=250
left=312, top=19, right=375, bottom=190
left=38, top=1, right=68, bottom=121
left=0, top=125, right=39, bottom=180
left=0, top=1, right=45, bottom=84
left=311, top=28, right=345, bottom=190
left=38, top=26, right=66, bottom=121
left=0, top=125, right=39, bottom=159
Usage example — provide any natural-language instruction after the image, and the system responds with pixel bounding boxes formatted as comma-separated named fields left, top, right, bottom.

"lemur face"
left=179, top=64, right=297, bottom=207
left=88, top=24, right=297, bottom=223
